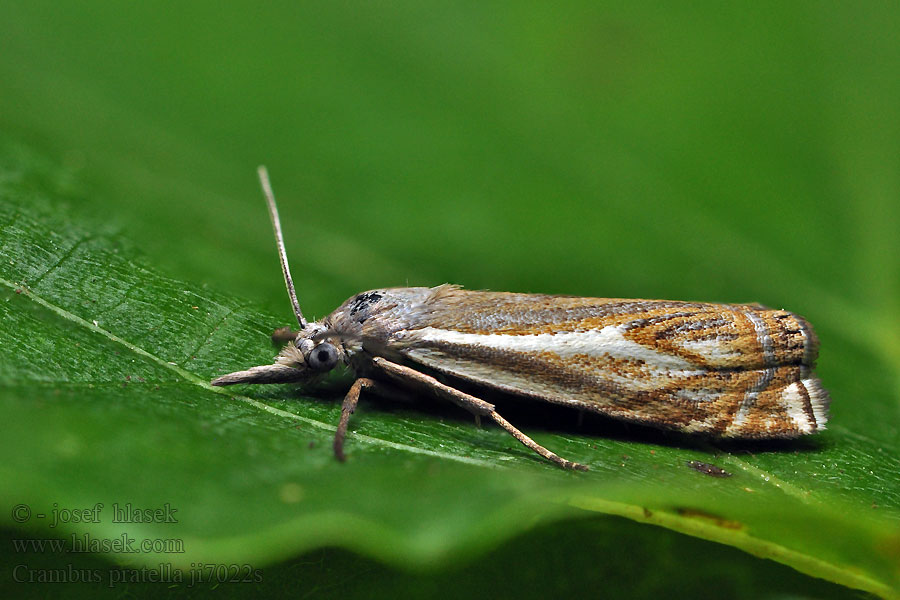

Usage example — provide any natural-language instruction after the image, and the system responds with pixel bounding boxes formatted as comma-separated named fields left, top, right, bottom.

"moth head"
left=209, top=166, right=348, bottom=387
left=210, top=322, right=345, bottom=386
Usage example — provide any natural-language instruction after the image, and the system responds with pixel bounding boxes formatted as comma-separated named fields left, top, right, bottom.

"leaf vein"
left=26, top=235, right=93, bottom=288
left=0, top=275, right=501, bottom=469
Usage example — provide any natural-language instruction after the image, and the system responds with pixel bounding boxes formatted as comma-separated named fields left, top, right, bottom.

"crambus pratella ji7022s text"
left=211, top=167, right=830, bottom=471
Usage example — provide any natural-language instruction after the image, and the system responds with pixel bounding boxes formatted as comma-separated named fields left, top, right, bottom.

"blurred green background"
left=3, top=2, right=896, bottom=325
left=2, top=1, right=899, bottom=598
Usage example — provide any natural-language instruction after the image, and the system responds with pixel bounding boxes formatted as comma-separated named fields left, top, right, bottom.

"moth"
left=211, top=167, right=830, bottom=471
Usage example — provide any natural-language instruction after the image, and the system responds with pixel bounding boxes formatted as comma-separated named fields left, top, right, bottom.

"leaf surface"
left=1, top=142, right=898, bottom=598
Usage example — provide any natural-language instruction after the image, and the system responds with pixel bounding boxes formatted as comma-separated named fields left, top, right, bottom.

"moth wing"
left=383, top=291, right=827, bottom=438
left=401, top=341, right=827, bottom=439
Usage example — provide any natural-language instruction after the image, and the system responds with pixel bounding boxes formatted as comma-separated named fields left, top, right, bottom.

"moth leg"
left=370, top=357, right=588, bottom=471
left=333, top=377, right=409, bottom=462
left=271, top=326, right=300, bottom=344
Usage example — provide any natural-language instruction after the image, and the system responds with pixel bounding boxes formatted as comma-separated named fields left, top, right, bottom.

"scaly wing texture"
left=389, top=288, right=829, bottom=438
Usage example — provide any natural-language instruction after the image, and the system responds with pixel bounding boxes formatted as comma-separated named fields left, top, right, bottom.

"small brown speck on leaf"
left=687, top=460, right=732, bottom=478
left=676, top=508, right=743, bottom=530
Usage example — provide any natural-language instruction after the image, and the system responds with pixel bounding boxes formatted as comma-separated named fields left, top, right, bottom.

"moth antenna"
left=310, top=329, right=362, bottom=343
left=258, top=165, right=307, bottom=329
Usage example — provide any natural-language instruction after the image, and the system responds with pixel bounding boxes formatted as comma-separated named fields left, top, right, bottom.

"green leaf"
left=1, top=137, right=898, bottom=598
left=2, top=2, right=900, bottom=598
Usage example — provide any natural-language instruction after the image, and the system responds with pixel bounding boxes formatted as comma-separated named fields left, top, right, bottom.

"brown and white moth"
left=211, top=167, right=830, bottom=471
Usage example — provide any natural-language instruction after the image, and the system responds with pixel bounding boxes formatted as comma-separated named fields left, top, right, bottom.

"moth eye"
left=306, top=342, right=339, bottom=371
